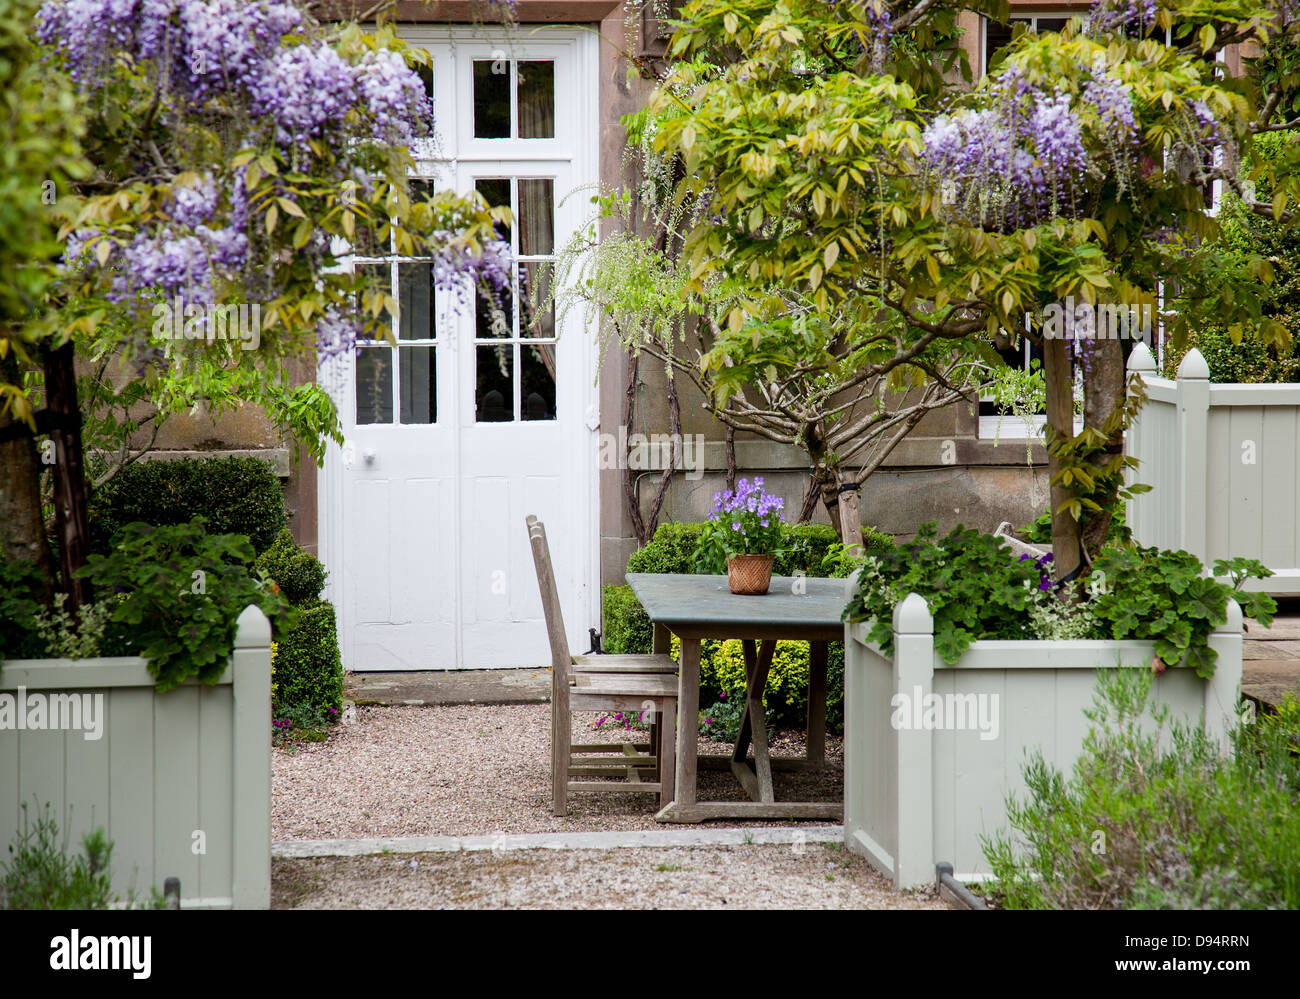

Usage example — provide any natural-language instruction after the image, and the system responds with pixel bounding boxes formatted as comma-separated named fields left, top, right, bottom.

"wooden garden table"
left=625, top=572, right=849, bottom=823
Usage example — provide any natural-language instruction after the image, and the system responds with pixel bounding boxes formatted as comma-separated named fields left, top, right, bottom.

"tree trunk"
left=43, top=341, right=94, bottom=614
left=1080, top=339, right=1127, bottom=559
left=818, top=465, right=844, bottom=539
left=0, top=353, right=56, bottom=599
left=835, top=470, right=863, bottom=553
left=1044, top=338, right=1083, bottom=582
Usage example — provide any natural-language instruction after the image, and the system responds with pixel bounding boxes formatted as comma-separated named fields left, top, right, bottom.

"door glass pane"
left=355, top=262, right=392, bottom=342
left=476, top=345, right=514, bottom=421
left=476, top=282, right=513, bottom=339
left=399, top=345, right=437, bottom=424
left=520, top=261, right=554, bottom=338
left=521, top=343, right=556, bottom=421
left=517, top=61, right=555, bottom=138
left=398, top=263, right=434, bottom=340
left=518, top=178, right=553, bottom=255
left=356, top=347, right=394, bottom=424
left=473, top=60, right=510, bottom=138
left=475, top=177, right=512, bottom=244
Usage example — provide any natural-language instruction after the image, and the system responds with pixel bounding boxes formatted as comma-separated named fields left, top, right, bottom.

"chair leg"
left=648, top=719, right=661, bottom=782
left=553, top=708, right=570, bottom=817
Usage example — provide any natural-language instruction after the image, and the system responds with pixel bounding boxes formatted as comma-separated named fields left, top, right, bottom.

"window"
left=473, top=175, right=557, bottom=422
left=354, top=179, right=439, bottom=425
left=472, top=59, right=555, bottom=139
left=983, top=14, right=1070, bottom=75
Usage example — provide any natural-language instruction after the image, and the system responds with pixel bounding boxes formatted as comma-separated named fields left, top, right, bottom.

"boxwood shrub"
left=90, top=456, right=286, bottom=556
left=273, top=601, right=343, bottom=715
left=256, top=529, right=327, bottom=607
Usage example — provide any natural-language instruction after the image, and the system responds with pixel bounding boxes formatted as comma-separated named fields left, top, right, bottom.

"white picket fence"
left=1127, top=343, right=1300, bottom=595
left=843, top=591, right=1242, bottom=888
left=0, top=605, right=272, bottom=909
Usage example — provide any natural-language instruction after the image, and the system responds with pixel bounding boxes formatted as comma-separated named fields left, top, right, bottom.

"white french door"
left=319, top=27, right=599, bottom=670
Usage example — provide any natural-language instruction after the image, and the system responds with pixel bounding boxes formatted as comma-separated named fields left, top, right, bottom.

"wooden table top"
left=625, top=573, right=852, bottom=641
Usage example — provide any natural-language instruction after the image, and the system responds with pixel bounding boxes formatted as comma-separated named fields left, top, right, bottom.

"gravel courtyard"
left=273, top=702, right=844, bottom=840
left=272, top=842, right=944, bottom=910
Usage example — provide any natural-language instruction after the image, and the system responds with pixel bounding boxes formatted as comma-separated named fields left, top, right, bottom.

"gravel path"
left=271, top=842, right=945, bottom=910
left=273, top=703, right=843, bottom=840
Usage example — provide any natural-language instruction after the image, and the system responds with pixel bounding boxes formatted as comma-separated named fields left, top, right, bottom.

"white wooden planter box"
left=843, top=592, right=1242, bottom=888
left=1127, top=344, right=1300, bottom=595
left=0, top=606, right=272, bottom=909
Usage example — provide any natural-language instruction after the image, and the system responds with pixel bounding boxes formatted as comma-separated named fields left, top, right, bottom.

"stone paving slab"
left=273, top=825, right=846, bottom=859
left=1242, top=659, right=1300, bottom=711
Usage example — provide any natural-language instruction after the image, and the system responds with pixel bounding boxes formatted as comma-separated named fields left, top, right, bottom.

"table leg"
left=674, top=637, right=700, bottom=808
left=653, top=622, right=671, bottom=656
left=807, top=640, right=827, bottom=769
left=732, top=639, right=775, bottom=803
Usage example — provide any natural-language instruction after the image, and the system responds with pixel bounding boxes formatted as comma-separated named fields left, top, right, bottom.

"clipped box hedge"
left=273, top=602, right=343, bottom=715
left=90, top=455, right=286, bottom=556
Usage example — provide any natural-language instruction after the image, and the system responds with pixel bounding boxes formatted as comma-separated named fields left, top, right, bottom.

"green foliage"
left=626, top=522, right=708, bottom=575
left=77, top=519, right=294, bottom=692
left=1168, top=131, right=1300, bottom=382
left=601, top=585, right=653, bottom=656
left=89, top=456, right=286, bottom=556
left=1045, top=372, right=1151, bottom=527
left=32, top=595, right=111, bottom=660
left=0, top=0, right=88, bottom=426
left=845, top=523, right=1049, bottom=663
left=984, top=669, right=1300, bottom=910
left=1090, top=547, right=1276, bottom=678
left=1021, top=500, right=1131, bottom=545
left=272, top=697, right=338, bottom=750
left=848, top=525, right=1276, bottom=675
left=628, top=519, right=891, bottom=577
left=272, top=601, right=343, bottom=716
left=256, top=529, right=327, bottom=607
left=1, top=805, right=114, bottom=910
left=0, top=555, right=47, bottom=661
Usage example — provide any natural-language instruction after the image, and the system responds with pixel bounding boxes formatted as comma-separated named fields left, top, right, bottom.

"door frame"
left=318, top=23, right=601, bottom=670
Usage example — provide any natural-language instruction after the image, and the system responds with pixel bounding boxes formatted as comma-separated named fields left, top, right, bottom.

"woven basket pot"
left=727, top=553, right=775, bottom=595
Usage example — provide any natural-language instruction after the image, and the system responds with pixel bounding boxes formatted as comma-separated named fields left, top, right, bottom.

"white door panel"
left=319, top=27, right=598, bottom=670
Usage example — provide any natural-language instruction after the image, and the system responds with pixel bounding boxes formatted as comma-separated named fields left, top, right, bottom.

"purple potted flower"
left=697, top=477, right=786, bottom=594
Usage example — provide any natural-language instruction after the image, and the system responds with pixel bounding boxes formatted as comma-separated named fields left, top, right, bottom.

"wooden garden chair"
left=526, top=514, right=678, bottom=816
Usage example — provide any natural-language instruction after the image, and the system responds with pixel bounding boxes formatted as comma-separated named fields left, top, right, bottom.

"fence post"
left=231, top=604, right=272, bottom=910
left=1176, top=348, right=1211, bottom=564
left=1125, top=342, right=1157, bottom=541
left=1205, top=598, right=1244, bottom=752
left=893, top=592, right=934, bottom=889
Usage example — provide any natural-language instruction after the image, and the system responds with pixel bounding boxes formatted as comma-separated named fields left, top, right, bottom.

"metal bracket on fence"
left=935, top=862, right=987, bottom=910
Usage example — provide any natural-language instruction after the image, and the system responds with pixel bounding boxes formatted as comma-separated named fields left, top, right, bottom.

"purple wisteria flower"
left=923, top=61, right=1140, bottom=229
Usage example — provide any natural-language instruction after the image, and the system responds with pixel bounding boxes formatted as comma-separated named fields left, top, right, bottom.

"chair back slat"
left=526, top=515, right=572, bottom=683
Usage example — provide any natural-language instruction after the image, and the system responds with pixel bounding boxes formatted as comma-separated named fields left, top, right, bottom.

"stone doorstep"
left=345, top=669, right=551, bottom=707
left=272, top=825, right=846, bottom=859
